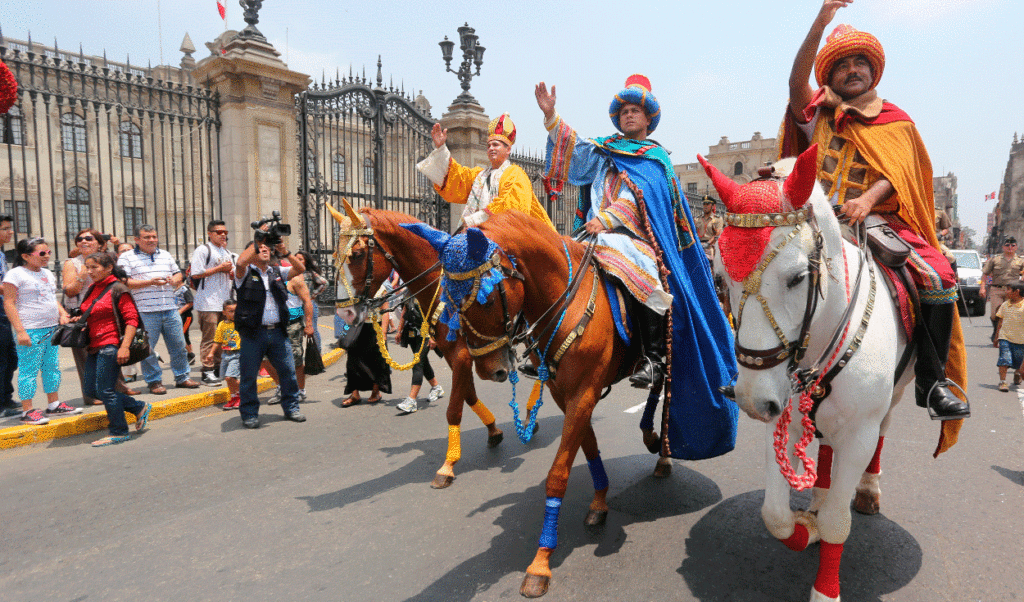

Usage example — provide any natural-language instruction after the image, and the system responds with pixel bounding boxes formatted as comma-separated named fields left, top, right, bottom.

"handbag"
left=111, top=289, right=152, bottom=366
left=51, top=282, right=116, bottom=348
left=304, top=336, right=325, bottom=376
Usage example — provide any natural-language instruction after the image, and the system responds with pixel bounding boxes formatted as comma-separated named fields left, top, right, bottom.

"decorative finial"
left=237, top=0, right=267, bottom=41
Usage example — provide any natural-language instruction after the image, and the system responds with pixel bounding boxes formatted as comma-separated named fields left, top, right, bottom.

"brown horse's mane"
left=481, top=210, right=586, bottom=269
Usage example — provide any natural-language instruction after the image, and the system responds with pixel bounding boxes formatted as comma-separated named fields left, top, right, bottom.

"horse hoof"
left=533, top=423, right=540, bottom=436
left=431, top=474, right=455, bottom=489
left=584, top=509, right=608, bottom=527
left=653, top=459, right=672, bottom=479
left=520, top=573, right=550, bottom=598
left=853, top=490, right=880, bottom=515
left=487, top=431, right=504, bottom=448
left=642, top=430, right=660, bottom=454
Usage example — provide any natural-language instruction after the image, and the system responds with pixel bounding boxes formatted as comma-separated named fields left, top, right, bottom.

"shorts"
left=287, top=318, right=305, bottom=367
left=997, top=339, right=1024, bottom=369
left=220, top=350, right=240, bottom=379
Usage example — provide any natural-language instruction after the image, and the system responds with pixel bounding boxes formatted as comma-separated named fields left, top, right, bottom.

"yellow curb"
left=0, top=348, right=345, bottom=451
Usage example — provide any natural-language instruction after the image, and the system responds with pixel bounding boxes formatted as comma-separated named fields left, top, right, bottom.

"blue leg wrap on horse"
left=639, top=388, right=660, bottom=431
left=588, top=454, right=609, bottom=491
left=539, top=497, right=562, bottom=549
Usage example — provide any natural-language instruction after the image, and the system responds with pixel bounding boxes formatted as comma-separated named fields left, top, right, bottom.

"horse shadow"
left=678, top=490, right=922, bottom=602
left=401, top=456, right=722, bottom=602
left=295, top=415, right=565, bottom=513
left=992, top=465, right=1024, bottom=486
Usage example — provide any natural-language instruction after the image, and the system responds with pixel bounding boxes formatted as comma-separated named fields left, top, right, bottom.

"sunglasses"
left=211, top=230, right=229, bottom=235
left=32, top=250, right=51, bottom=256
left=75, top=235, right=96, bottom=242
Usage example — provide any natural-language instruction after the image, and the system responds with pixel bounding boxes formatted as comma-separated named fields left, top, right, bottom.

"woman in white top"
left=2, top=238, right=75, bottom=425
left=62, top=228, right=105, bottom=406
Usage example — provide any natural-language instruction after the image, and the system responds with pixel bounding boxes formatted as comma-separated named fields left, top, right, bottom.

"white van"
left=949, top=249, right=984, bottom=316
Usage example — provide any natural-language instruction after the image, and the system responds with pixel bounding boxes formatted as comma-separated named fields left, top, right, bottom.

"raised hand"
left=535, top=82, right=556, bottom=121
left=817, top=0, right=853, bottom=28
left=431, top=123, right=447, bottom=149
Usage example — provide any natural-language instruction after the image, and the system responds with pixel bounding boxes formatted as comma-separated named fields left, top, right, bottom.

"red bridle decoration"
left=0, top=60, right=17, bottom=115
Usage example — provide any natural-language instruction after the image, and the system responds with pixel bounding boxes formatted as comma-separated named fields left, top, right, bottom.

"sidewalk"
left=0, top=316, right=343, bottom=450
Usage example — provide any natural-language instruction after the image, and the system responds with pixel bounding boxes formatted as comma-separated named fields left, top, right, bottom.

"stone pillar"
left=440, top=101, right=490, bottom=231
left=192, top=33, right=310, bottom=247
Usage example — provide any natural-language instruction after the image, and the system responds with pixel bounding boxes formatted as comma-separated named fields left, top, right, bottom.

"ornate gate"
left=297, top=61, right=445, bottom=273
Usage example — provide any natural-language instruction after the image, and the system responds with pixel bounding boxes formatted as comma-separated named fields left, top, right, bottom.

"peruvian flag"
left=985, top=191, right=997, bottom=200
left=217, top=0, right=226, bottom=19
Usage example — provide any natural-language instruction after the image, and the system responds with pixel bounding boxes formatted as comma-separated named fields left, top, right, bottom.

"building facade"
left=987, top=134, right=1024, bottom=255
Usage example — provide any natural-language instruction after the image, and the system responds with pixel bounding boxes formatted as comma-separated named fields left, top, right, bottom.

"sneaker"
left=45, top=402, right=83, bottom=417
left=397, top=397, right=418, bottom=414
left=2, top=403, right=21, bottom=418
left=223, top=396, right=240, bottom=410
left=427, top=385, right=445, bottom=403
left=187, top=352, right=196, bottom=366
left=202, top=372, right=222, bottom=386
left=1015, top=372, right=1022, bottom=386
left=20, top=409, right=49, bottom=425
left=267, top=389, right=281, bottom=405
left=999, top=381, right=1009, bottom=392
left=297, top=389, right=307, bottom=403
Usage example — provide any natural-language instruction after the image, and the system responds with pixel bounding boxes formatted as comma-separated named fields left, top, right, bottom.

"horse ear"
left=341, top=197, right=363, bottom=225
left=400, top=222, right=450, bottom=255
left=466, top=228, right=490, bottom=263
left=697, top=154, right=740, bottom=208
left=783, top=144, right=819, bottom=209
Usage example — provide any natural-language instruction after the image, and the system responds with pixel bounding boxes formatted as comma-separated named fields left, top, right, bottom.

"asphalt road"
left=1, top=315, right=1022, bottom=602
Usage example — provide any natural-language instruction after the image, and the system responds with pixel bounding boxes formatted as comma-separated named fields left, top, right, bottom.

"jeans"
left=85, top=346, right=146, bottom=436
left=239, top=326, right=300, bottom=419
left=997, top=339, right=1024, bottom=369
left=0, top=317, right=17, bottom=406
left=16, top=326, right=61, bottom=400
left=138, top=309, right=191, bottom=385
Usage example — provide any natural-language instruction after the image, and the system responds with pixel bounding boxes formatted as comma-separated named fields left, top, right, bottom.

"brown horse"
left=406, top=210, right=650, bottom=598
left=328, top=202, right=507, bottom=489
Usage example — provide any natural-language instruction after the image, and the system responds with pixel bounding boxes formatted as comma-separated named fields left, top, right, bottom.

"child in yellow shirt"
left=207, top=300, right=242, bottom=409
left=994, top=283, right=1024, bottom=391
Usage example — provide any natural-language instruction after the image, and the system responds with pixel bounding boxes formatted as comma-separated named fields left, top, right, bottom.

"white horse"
left=699, top=145, right=912, bottom=602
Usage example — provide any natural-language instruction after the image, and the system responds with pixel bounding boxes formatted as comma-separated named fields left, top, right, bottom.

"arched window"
left=119, top=121, right=142, bottom=159
left=1, top=105, right=24, bottom=146
left=363, top=157, right=373, bottom=184
left=61, top=113, right=87, bottom=153
left=332, top=153, right=346, bottom=182
left=733, top=161, right=744, bottom=176
left=65, top=186, right=92, bottom=234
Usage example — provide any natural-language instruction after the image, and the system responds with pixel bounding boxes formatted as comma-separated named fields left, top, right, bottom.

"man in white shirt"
left=190, top=220, right=235, bottom=385
left=117, top=225, right=200, bottom=394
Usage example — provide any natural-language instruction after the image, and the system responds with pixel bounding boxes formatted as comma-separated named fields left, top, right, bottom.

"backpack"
left=188, top=242, right=217, bottom=290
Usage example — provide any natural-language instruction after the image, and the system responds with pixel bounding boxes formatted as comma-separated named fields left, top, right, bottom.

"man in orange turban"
left=780, top=1, right=969, bottom=421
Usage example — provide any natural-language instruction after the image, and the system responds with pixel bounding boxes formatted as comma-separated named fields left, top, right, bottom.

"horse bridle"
left=335, top=225, right=441, bottom=313
left=442, top=250, right=525, bottom=357
left=732, top=215, right=824, bottom=372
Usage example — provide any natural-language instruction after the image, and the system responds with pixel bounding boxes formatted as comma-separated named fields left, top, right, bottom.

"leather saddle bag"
left=864, top=215, right=911, bottom=268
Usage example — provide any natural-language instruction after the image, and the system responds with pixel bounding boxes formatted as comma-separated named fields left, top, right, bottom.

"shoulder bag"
left=111, top=288, right=151, bottom=365
left=50, top=282, right=116, bottom=348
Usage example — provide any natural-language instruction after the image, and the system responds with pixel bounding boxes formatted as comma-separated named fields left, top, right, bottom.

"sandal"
left=341, top=395, right=362, bottom=408
left=92, top=435, right=131, bottom=447
left=366, top=394, right=382, bottom=404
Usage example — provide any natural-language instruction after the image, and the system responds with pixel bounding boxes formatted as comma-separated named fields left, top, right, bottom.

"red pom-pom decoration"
left=0, top=60, right=18, bottom=115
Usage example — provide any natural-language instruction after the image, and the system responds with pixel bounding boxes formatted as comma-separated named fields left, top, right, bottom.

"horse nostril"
left=765, top=400, right=782, bottom=418
left=493, top=369, right=508, bottom=383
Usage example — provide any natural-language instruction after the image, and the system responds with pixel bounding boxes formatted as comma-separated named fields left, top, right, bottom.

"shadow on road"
left=992, top=464, right=1024, bottom=486
left=678, top=490, right=921, bottom=602
left=400, top=455, right=721, bottom=602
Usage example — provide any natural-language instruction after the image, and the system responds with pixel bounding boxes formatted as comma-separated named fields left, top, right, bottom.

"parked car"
left=949, top=249, right=984, bottom=316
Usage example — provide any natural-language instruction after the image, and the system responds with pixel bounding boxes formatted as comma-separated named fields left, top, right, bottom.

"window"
left=123, top=207, right=145, bottom=238
left=686, top=182, right=698, bottom=194
left=741, top=142, right=751, bottom=149
left=332, top=153, right=346, bottom=182
left=3, top=200, right=30, bottom=236
left=1, top=105, right=24, bottom=146
left=363, top=157, right=373, bottom=184
left=61, top=113, right=87, bottom=153
left=65, top=187, right=92, bottom=233
left=119, top=121, right=142, bottom=159
left=733, top=161, right=744, bottom=176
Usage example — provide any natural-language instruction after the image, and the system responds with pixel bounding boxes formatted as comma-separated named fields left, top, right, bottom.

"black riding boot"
left=629, top=306, right=667, bottom=389
left=915, top=303, right=970, bottom=419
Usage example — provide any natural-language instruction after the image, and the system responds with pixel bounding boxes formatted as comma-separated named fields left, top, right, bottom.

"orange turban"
left=814, top=25, right=885, bottom=89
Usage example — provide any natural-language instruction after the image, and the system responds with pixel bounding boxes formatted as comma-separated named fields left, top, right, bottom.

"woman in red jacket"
left=79, top=252, right=152, bottom=447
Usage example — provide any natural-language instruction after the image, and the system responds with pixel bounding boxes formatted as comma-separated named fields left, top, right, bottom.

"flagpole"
left=157, top=0, right=164, bottom=66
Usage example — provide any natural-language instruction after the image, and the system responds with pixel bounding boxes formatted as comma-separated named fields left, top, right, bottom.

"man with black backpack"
left=189, top=220, right=235, bottom=385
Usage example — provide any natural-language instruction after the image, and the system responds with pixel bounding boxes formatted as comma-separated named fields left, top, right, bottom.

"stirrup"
left=923, top=380, right=971, bottom=421
left=518, top=363, right=539, bottom=380
left=629, top=358, right=664, bottom=389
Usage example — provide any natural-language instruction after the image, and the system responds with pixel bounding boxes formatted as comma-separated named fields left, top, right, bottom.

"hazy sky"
left=2, top=0, right=1019, bottom=241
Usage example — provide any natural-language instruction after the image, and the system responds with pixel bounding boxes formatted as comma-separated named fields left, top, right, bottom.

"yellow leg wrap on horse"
left=527, top=381, right=543, bottom=413
left=470, top=401, right=495, bottom=426
left=445, top=425, right=462, bottom=464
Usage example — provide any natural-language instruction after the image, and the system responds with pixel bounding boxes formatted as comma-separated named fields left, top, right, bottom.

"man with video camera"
left=233, top=213, right=306, bottom=429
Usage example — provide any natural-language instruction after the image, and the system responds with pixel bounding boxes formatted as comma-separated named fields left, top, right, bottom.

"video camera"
left=251, top=211, right=292, bottom=248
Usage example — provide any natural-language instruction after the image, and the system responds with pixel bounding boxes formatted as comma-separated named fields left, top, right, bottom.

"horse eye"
left=482, top=298, right=495, bottom=308
left=787, top=272, right=806, bottom=289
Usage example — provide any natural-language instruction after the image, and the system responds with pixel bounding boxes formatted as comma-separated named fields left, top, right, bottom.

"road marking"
left=1018, top=386, right=1024, bottom=419
left=624, top=402, right=645, bottom=414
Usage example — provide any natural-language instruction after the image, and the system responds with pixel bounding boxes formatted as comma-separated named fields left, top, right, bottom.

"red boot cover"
left=814, top=444, right=833, bottom=489
left=866, top=436, right=884, bottom=474
left=780, top=523, right=810, bottom=551
left=814, top=541, right=844, bottom=599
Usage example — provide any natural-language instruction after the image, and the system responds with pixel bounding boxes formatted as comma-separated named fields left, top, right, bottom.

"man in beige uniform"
left=696, top=196, right=723, bottom=261
left=981, top=236, right=1024, bottom=341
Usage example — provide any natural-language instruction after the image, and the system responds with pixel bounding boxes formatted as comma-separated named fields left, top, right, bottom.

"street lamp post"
left=438, top=23, right=485, bottom=105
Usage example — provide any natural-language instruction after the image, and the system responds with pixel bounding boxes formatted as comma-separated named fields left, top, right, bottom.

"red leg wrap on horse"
left=814, top=541, right=844, bottom=599
left=814, top=444, right=833, bottom=489
left=866, top=436, right=884, bottom=474
left=780, top=523, right=809, bottom=551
